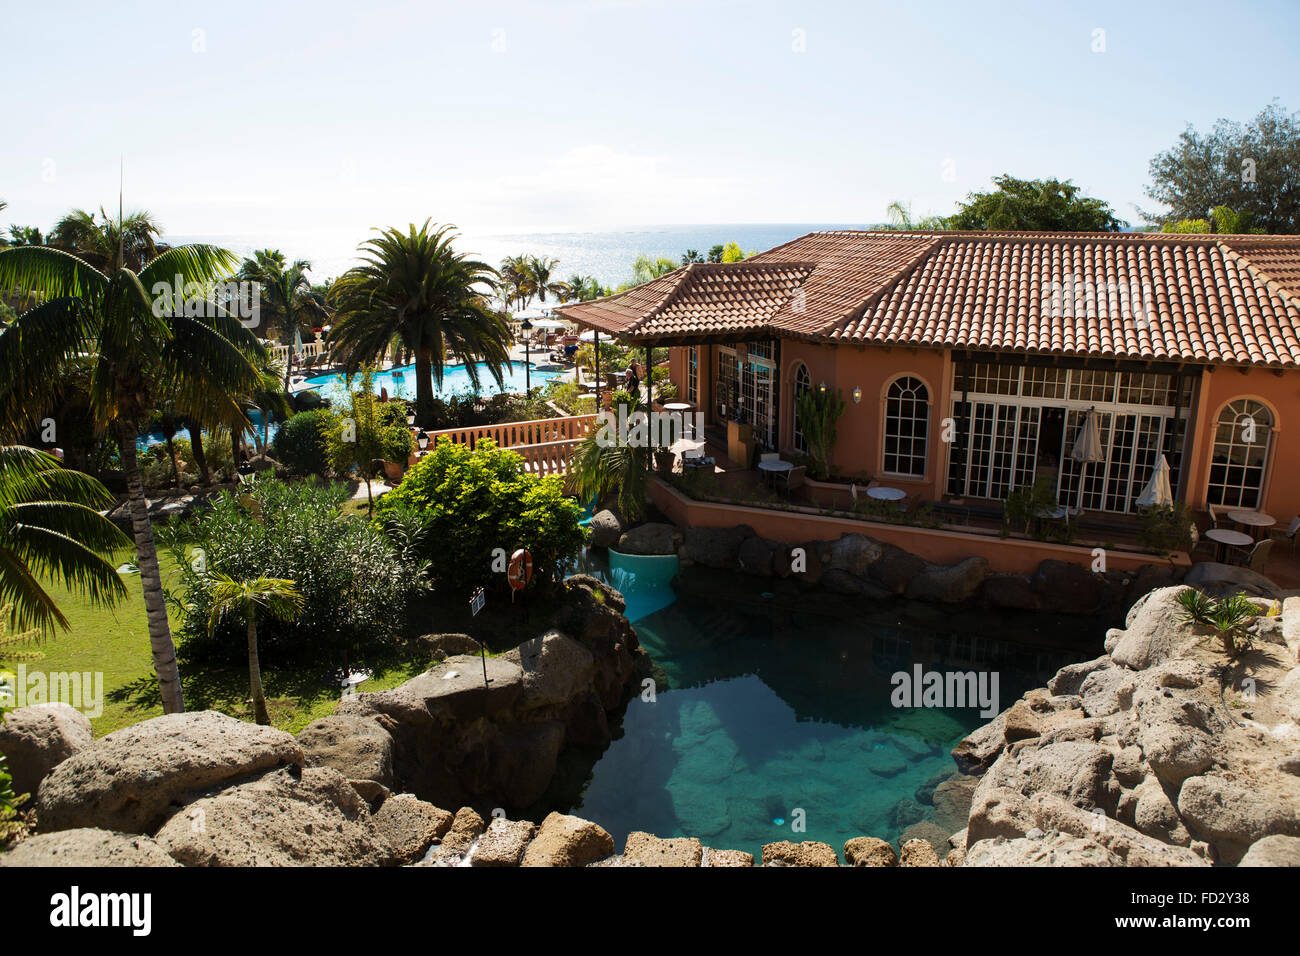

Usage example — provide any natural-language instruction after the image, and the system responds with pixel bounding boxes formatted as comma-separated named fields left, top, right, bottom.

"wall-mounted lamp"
left=852, top=387, right=862, bottom=404
left=818, top=381, right=827, bottom=393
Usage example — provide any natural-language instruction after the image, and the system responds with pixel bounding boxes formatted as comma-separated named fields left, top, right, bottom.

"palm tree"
left=0, top=445, right=130, bottom=634
left=563, top=274, right=601, bottom=302
left=526, top=255, right=567, bottom=305
left=205, top=573, right=303, bottom=725
left=328, top=222, right=511, bottom=426
left=569, top=392, right=655, bottom=521
left=884, top=200, right=948, bottom=231
left=48, top=207, right=165, bottom=272
left=0, top=240, right=264, bottom=714
left=499, top=254, right=536, bottom=311
left=235, top=249, right=327, bottom=357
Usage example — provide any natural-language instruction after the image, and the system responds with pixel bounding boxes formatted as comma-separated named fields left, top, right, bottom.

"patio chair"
left=1241, top=537, right=1273, bottom=573
left=777, top=465, right=806, bottom=498
left=1208, top=503, right=1231, bottom=529
left=1270, top=516, right=1300, bottom=553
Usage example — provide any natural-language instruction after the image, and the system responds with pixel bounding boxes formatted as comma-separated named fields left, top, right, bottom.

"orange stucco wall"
left=1184, top=365, right=1300, bottom=523
left=667, top=341, right=1300, bottom=526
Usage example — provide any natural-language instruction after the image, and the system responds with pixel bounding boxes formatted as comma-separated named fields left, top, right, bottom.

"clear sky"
left=4, top=0, right=1298, bottom=238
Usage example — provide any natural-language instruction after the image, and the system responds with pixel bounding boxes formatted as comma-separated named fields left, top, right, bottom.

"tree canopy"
left=1143, top=101, right=1300, bottom=234
left=946, top=175, right=1124, bottom=232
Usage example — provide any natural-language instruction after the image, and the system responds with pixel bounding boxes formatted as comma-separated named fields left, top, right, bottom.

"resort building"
left=557, top=230, right=1300, bottom=536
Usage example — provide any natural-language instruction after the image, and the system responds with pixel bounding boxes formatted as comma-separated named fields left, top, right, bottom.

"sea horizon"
left=168, top=221, right=881, bottom=289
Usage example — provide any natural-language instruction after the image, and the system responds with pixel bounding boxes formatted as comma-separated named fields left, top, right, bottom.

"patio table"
left=1227, top=510, right=1275, bottom=539
left=866, top=486, right=906, bottom=501
left=1206, top=527, right=1253, bottom=562
left=662, top=402, right=693, bottom=413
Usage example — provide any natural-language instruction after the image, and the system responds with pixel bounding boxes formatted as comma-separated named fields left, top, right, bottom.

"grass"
left=13, top=546, right=430, bottom=737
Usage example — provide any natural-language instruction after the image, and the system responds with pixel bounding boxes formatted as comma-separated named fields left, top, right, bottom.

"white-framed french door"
left=718, top=343, right=777, bottom=448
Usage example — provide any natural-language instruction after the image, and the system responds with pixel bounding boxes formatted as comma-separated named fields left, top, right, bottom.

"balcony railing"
left=417, top=413, right=596, bottom=474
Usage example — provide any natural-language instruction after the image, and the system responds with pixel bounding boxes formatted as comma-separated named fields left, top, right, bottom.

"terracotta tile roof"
left=556, top=230, right=1300, bottom=367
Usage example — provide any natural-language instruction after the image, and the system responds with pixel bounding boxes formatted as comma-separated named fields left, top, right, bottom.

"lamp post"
left=520, top=318, right=533, bottom=394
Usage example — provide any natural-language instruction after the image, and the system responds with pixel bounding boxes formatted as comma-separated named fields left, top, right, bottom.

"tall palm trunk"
left=246, top=616, right=270, bottom=725
left=163, top=434, right=180, bottom=488
left=414, top=344, right=435, bottom=426
left=188, top=422, right=211, bottom=485
left=117, top=421, right=186, bottom=714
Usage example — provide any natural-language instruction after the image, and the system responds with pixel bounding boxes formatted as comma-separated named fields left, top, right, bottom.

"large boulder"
left=867, top=544, right=927, bottom=594
left=586, top=509, right=624, bottom=549
left=820, top=568, right=891, bottom=598
left=623, top=831, right=704, bottom=867
left=371, top=793, right=453, bottom=865
left=1032, top=560, right=1104, bottom=614
left=982, top=573, right=1039, bottom=611
left=296, top=715, right=394, bottom=800
left=471, top=817, right=537, bottom=867
left=905, top=557, right=989, bottom=604
left=966, top=786, right=1205, bottom=866
left=501, top=631, right=596, bottom=712
left=843, top=836, right=898, bottom=866
left=0, top=703, right=93, bottom=798
left=760, top=840, right=839, bottom=867
left=36, top=711, right=303, bottom=834
left=1176, top=774, right=1300, bottom=863
left=1108, top=586, right=1203, bottom=670
left=737, top=536, right=777, bottom=576
left=1184, top=562, right=1282, bottom=599
left=975, top=741, right=1117, bottom=812
left=0, top=828, right=179, bottom=867
left=154, top=766, right=391, bottom=867
left=1048, top=656, right=1113, bottom=696
left=520, top=812, right=614, bottom=867
left=825, top=533, right=884, bottom=577
left=616, top=522, right=682, bottom=556
left=1238, top=835, right=1300, bottom=867
left=964, top=832, right=1122, bottom=866
left=1133, top=687, right=1221, bottom=787
left=679, top=525, right=753, bottom=568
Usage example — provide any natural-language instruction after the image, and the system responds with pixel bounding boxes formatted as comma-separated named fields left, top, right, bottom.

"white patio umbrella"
left=669, top=436, right=707, bottom=459
left=1135, top=454, right=1174, bottom=509
left=1069, top=408, right=1105, bottom=512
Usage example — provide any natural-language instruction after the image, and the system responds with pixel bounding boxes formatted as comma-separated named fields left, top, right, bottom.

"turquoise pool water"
left=300, top=360, right=565, bottom=404
left=567, top=561, right=1099, bottom=860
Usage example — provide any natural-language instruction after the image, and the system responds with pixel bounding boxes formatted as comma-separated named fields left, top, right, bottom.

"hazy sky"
left=4, top=0, right=1298, bottom=238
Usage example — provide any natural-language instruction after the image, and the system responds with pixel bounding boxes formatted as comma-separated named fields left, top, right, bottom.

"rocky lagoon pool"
left=565, top=553, right=1102, bottom=860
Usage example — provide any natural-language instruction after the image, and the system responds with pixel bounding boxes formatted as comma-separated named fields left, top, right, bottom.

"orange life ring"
left=507, top=549, right=533, bottom=591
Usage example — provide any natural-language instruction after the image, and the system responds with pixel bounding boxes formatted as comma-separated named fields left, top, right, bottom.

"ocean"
left=168, top=222, right=878, bottom=289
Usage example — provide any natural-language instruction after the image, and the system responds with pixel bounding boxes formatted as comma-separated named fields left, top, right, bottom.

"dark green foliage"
left=376, top=438, right=584, bottom=597
left=166, top=477, right=416, bottom=665
left=272, top=409, right=333, bottom=476
left=947, top=174, right=1125, bottom=232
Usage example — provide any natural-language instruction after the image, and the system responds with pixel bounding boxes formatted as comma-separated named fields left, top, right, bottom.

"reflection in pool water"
left=567, top=558, right=1100, bottom=860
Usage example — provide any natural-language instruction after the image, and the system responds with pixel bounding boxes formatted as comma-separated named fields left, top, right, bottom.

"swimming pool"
left=298, top=360, right=566, bottom=404
left=564, top=559, right=1100, bottom=860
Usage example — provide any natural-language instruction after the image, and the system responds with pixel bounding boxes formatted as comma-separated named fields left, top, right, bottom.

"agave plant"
left=1174, top=587, right=1258, bottom=657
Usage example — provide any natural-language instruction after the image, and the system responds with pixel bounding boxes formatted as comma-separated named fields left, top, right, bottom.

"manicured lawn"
left=21, top=547, right=430, bottom=737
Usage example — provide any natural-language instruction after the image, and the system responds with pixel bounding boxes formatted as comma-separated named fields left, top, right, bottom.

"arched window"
left=883, top=376, right=929, bottom=477
left=1207, top=399, right=1273, bottom=509
left=792, top=363, right=812, bottom=453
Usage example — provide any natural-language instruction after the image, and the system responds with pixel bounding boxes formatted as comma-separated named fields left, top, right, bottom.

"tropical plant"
left=0, top=446, right=130, bottom=634
left=1161, top=205, right=1266, bottom=235
left=205, top=573, right=304, bottom=725
left=47, top=207, right=164, bottom=272
left=632, top=254, right=678, bottom=283
left=794, top=386, right=846, bottom=480
left=235, top=249, right=328, bottom=354
left=1139, top=502, right=1196, bottom=554
left=1003, top=478, right=1059, bottom=535
left=946, top=175, right=1125, bottom=232
left=569, top=391, right=657, bottom=520
left=562, top=274, right=602, bottom=302
left=1174, top=587, right=1259, bottom=657
left=272, top=408, right=333, bottom=475
left=0, top=237, right=264, bottom=714
left=168, top=477, right=414, bottom=666
left=680, top=249, right=704, bottom=265
left=884, top=200, right=948, bottom=231
left=526, top=255, right=567, bottom=305
left=7, top=226, right=44, bottom=247
left=324, top=367, right=414, bottom=515
left=499, top=254, right=536, bottom=310
left=376, top=438, right=584, bottom=595
left=328, top=222, right=510, bottom=426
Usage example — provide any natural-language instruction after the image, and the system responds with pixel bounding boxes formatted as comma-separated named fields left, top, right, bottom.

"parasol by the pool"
left=1135, top=454, right=1174, bottom=509
left=1069, top=407, right=1105, bottom=512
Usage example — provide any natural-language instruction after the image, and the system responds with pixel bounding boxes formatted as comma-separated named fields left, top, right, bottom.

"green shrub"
left=1139, top=502, right=1195, bottom=554
left=165, top=476, right=416, bottom=665
left=272, top=409, right=333, bottom=476
left=1003, top=478, right=1059, bottom=535
left=376, top=438, right=584, bottom=596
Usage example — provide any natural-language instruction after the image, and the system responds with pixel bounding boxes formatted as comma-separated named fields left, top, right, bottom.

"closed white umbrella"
left=1070, top=408, right=1105, bottom=511
left=1135, top=454, right=1174, bottom=509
